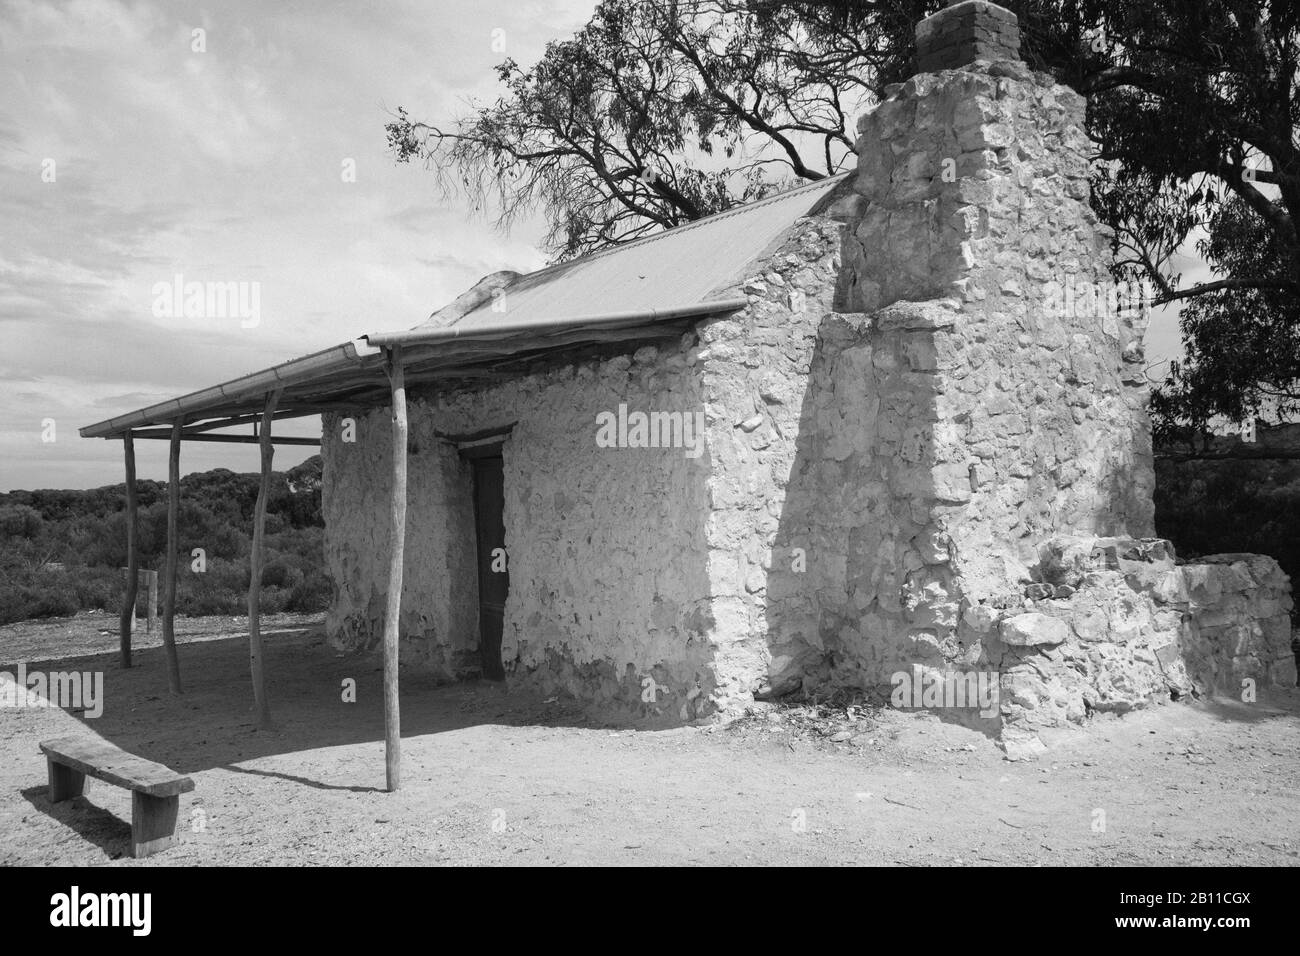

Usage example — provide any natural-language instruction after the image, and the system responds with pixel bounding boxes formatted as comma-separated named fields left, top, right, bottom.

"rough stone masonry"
left=322, top=0, right=1295, bottom=755
left=818, top=0, right=1295, bottom=755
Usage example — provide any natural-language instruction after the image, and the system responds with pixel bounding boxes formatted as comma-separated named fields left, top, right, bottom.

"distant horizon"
left=1, top=445, right=324, bottom=496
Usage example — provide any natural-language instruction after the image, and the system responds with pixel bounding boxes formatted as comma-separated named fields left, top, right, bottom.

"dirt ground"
left=1, top=611, right=1297, bottom=866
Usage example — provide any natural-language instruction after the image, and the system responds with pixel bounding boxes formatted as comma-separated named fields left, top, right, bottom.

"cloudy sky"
left=0, top=0, right=597, bottom=491
left=0, top=0, right=1191, bottom=492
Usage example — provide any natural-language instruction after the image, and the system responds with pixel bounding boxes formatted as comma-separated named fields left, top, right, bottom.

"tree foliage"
left=1075, top=1, right=1300, bottom=435
left=386, top=0, right=901, bottom=257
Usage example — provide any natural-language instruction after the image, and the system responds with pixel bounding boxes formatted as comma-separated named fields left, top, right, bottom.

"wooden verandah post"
left=161, top=419, right=184, bottom=694
left=146, top=570, right=158, bottom=633
left=118, top=431, right=138, bottom=669
left=383, top=348, right=407, bottom=792
left=247, top=388, right=282, bottom=730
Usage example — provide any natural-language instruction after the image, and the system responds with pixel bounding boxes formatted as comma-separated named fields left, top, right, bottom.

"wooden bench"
left=39, top=736, right=195, bottom=858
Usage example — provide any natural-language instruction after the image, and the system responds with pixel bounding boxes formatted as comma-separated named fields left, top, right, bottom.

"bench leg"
left=47, top=758, right=85, bottom=802
left=130, top=792, right=181, bottom=858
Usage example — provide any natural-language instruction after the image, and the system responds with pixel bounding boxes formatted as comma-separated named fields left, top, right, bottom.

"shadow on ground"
left=8, top=626, right=640, bottom=788
left=19, top=785, right=130, bottom=859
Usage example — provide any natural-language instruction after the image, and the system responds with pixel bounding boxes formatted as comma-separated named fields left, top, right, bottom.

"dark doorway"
left=469, top=451, right=508, bottom=680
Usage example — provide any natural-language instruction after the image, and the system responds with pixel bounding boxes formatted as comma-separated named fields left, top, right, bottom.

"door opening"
left=469, top=451, right=508, bottom=680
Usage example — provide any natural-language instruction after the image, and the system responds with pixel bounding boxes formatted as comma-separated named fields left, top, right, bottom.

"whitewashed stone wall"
left=685, top=213, right=855, bottom=713
left=323, top=335, right=726, bottom=713
left=322, top=203, right=854, bottom=717
left=323, top=407, right=478, bottom=676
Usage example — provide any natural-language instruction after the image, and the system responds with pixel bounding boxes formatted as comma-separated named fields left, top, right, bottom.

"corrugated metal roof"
left=407, top=172, right=851, bottom=337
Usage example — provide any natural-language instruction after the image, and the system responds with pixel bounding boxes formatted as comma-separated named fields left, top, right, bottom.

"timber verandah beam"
left=127, top=406, right=325, bottom=444
left=130, top=431, right=321, bottom=446
left=143, top=322, right=695, bottom=429
left=183, top=409, right=320, bottom=433
left=95, top=404, right=346, bottom=443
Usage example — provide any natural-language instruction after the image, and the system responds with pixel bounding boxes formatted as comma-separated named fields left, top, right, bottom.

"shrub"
left=73, top=569, right=119, bottom=611
left=0, top=585, right=31, bottom=623
left=21, top=583, right=78, bottom=619
left=285, top=569, right=333, bottom=612
left=0, top=504, right=42, bottom=539
left=0, top=459, right=328, bottom=624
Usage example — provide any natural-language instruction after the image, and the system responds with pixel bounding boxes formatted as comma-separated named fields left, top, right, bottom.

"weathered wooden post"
left=146, top=570, right=158, bottom=634
left=161, top=419, right=184, bottom=694
left=119, top=432, right=138, bottom=668
left=383, top=348, right=407, bottom=792
left=247, top=388, right=282, bottom=730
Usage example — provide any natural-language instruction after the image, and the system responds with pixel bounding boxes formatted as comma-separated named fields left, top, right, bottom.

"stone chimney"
left=915, top=0, right=1021, bottom=72
left=840, top=0, right=1158, bottom=560
left=826, top=0, right=1161, bottom=753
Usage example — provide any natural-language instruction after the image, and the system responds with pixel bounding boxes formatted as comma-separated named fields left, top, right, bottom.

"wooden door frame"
left=459, top=438, right=507, bottom=461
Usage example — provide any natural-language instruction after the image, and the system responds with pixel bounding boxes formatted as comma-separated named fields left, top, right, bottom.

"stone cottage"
left=84, top=1, right=1296, bottom=758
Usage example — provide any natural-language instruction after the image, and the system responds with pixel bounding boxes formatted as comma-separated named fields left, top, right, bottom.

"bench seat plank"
left=39, top=736, right=194, bottom=798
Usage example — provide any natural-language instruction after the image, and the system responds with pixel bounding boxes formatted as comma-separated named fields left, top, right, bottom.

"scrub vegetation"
left=0, top=457, right=328, bottom=626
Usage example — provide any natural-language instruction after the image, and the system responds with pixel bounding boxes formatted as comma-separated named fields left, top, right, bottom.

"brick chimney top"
left=915, top=0, right=1021, bottom=73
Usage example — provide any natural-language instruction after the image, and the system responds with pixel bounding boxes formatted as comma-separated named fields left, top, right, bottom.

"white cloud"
left=0, top=0, right=583, bottom=490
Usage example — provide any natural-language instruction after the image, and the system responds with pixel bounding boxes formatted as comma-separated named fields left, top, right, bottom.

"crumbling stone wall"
left=984, top=537, right=1296, bottom=755
left=1179, top=554, right=1296, bottom=692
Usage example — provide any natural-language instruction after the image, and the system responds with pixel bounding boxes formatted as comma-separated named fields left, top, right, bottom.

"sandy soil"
left=1, top=611, right=1297, bottom=866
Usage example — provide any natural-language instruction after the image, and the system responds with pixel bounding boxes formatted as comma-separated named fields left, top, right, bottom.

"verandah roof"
left=79, top=172, right=847, bottom=441
left=77, top=303, right=742, bottom=441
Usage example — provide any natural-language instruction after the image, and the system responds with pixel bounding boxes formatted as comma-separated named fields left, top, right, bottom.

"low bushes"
left=0, top=457, right=328, bottom=625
